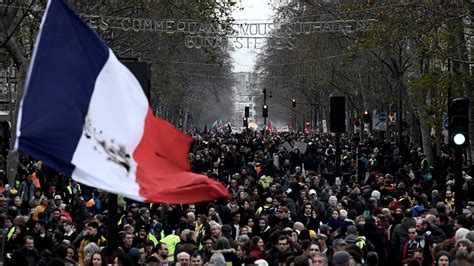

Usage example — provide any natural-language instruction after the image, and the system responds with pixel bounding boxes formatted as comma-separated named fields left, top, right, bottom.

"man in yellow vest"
left=160, top=226, right=180, bottom=263
left=65, top=179, right=81, bottom=205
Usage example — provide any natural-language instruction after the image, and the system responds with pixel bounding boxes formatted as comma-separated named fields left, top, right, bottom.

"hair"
left=301, top=239, right=311, bottom=251
left=209, top=221, right=221, bottom=230
left=278, top=235, right=289, bottom=243
left=455, top=228, right=470, bottom=240
left=144, top=256, right=159, bottom=264
left=86, top=252, right=107, bottom=266
left=436, top=213, right=449, bottom=225
left=346, top=245, right=363, bottom=263
left=402, top=258, right=421, bottom=266
left=66, top=245, right=76, bottom=257
left=455, top=215, right=470, bottom=229
left=455, top=239, right=473, bottom=253
left=214, top=237, right=231, bottom=250
left=53, top=231, right=64, bottom=244
left=285, top=255, right=295, bottom=265
left=294, top=254, right=311, bottom=266
left=191, top=251, right=202, bottom=259
left=435, top=251, right=451, bottom=266
left=250, top=236, right=263, bottom=250
left=37, top=219, right=46, bottom=227
left=186, top=230, right=196, bottom=242
left=84, top=242, right=100, bottom=258
left=454, top=249, right=468, bottom=263
left=24, top=235, right=34, bottom=243
left=237, top=242, right=251, bottom=256
left=313, top=252, right=328, bottom=263
left=208, top=252, right=226, bottom=265
left=366, top=251, right=379, bottom=264
left=425, top=214, right=436, bottom=224
left=86, top=221, right=99, bottom=229
left=238, top=234, right=250, bottom=244
left=114, top=253, right=134, bottom=266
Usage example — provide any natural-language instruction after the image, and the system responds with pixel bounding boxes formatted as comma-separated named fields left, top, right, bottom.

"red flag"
left=304, top=122, right=312, bottom=134
left=267, top=121, right=274, bottom=133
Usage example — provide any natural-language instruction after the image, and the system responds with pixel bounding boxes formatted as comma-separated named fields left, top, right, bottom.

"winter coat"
left=8, top=248, right=39, bottom=266
left=391, top=218, right=416, bottom=256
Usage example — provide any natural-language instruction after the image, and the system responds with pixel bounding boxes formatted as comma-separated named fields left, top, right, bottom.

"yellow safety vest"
left=148, top=233, right=158, bottom=247
left=117, top=214, right=125, bottom=226
left=160, top=234, right=180, bottom=262
left=356, top=236, right=367, bottom=250
left=7, top=227, right=15, bottom=241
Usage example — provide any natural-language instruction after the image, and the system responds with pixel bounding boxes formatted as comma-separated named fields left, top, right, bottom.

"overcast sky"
left=231, top=0, right=274, bottom=73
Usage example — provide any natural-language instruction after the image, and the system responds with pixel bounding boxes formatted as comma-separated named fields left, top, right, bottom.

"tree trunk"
left=182, top=104, right=190, bottom=131
left=5, top=37, right=29, bottom=186
left=410, top=111, right=422, bottom=150
left=419, top=114, right=433, bottom=162
left=456, top=25, right=474, bottom=163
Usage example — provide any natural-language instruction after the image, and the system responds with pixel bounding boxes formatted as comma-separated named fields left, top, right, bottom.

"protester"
left=1, top=130, right=473, bottom=265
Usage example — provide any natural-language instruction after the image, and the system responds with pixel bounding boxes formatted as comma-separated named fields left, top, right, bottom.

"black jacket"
left=8, top=248, right=39, bottom=266
left=391, top=218, right=416, bottom=257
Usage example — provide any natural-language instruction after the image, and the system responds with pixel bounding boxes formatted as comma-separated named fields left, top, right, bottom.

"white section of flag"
left=71, top=49, right=148, bottom=201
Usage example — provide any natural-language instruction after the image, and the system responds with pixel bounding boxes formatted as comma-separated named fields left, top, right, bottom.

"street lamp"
left=263, top=89, right=268, bottom=127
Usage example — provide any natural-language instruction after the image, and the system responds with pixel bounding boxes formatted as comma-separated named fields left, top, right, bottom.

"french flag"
left=14, top=0, right=230, bottom=203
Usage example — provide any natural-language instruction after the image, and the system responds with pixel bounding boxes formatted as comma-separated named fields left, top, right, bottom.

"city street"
left=0, top=0, right=473, bottom=266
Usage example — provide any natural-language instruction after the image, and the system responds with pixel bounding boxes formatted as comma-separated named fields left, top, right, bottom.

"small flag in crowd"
left=267, top=121, right=274, bottom=133
left=210, top=119, right=222, bottom=131
left=14, top=0, right=230, bottom=203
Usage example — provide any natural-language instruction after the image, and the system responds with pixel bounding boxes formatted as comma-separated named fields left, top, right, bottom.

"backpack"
left=356, top=236, right=374, bottom=255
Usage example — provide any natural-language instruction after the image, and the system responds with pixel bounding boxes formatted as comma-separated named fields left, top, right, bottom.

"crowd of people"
left=0, top=131, right=473, bottom=266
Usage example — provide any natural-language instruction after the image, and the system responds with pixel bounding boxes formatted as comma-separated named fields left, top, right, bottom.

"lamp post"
left=263, top=88, right=267, bottom=127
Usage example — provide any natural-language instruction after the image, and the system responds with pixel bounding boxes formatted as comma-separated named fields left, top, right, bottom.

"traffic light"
left=244, top=106, right=250, bottom=118
left=363, top=110, right=370, bottom=123
left=292, top=98, right=296, bottom=107
left=448, top=97, right=469, bottom=147
left=262, top=104, right=268, bottom=117
left=243, top=117, right=248, bottom=127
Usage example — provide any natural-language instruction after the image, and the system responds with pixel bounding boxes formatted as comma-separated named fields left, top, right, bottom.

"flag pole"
left=104, top=193, right=118, bottom=263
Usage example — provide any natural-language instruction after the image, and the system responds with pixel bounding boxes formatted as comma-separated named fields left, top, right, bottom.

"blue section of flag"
left=17, top=0, right=109, bottom=175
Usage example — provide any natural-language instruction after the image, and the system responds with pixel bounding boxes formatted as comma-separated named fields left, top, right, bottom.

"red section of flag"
left=153, top=111, right=192, bottom=171
left=133, top=109, right=231, bottom=203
